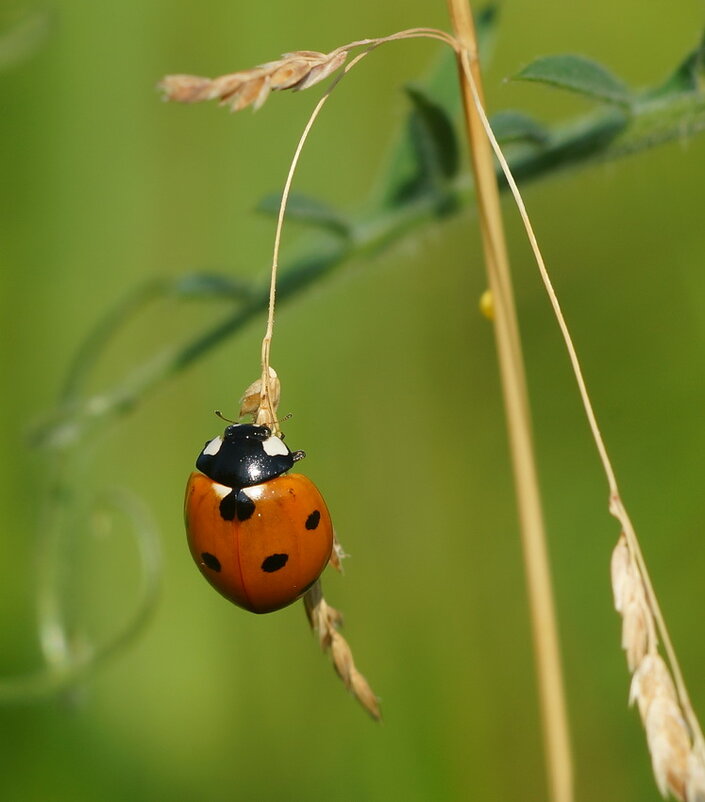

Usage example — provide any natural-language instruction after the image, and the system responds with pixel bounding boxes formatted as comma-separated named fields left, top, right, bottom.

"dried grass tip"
left=159, top=49, right=348, bottom=112
left=304, top=580, right=381, bottom=721
left=612, top=533, right=705, bottom=801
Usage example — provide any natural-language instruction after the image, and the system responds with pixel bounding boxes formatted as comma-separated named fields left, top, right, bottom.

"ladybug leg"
left=218, top=488, right=256, bottom=521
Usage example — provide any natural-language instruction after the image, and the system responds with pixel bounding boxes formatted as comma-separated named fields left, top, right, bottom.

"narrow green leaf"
left=256, top=192, right=352, bottom=237
left=171, top=272, right=256, bottom=300
left=385, top=84, right=460, bottom=216
left=405, top=85, right=459, bottom=180
left=489, top=110, right=549, bottom=145
left=645, top=31, right=705, bottom=100
left=375, top=4, right=498, bottom=209
left=514, top=54, right=633, bottom=108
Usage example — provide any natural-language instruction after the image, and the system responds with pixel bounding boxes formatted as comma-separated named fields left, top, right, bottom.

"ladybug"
left=184, top=422, right=334, bottom=613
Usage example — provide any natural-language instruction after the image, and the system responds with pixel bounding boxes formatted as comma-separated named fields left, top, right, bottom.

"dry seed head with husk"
left=238, top=371, right=380, bottom=720
left=159, top=49, right=348, bottom=112
left=239, top=367, right=281, bottom=428
left=612, top=533, right=705, bottom=800
left=303, top=580, right=381, bottom=720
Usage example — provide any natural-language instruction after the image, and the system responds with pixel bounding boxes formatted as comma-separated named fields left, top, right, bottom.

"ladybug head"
left=196, top=423, right=305, bottom=489
left=222, top=423, right=271, bottom=443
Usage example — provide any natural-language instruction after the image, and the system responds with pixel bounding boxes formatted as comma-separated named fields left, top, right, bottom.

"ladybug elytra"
left=184, top=423, right=334, bottom=613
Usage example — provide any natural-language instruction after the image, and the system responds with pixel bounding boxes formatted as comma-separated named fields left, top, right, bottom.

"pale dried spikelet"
left=159, top=50, right=348, bottom=113
left=628, top=653, right=691, bottom=802
left=646, top=696, right=690, bottom=799
left=613, top=534, right=705, bottom=801
left=686, top=752, right=705, bottom=801
left=328, top=533, right=347, bottom=574
left=612, top=534, right=651, bottom=670
left=304, top=580, right=381, bottom=720
left=611, top=532, right=631, bottom=613
left=622, top=596, right=650, bottom=672
left=630, top=654, right=678, bottom=722
left=239, top=367, right=280, bottom=420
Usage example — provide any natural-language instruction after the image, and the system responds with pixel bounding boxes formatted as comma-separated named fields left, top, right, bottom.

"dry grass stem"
left=303, top=580, right=381, bottom=721
left=447, top=2, right=573, bottom=799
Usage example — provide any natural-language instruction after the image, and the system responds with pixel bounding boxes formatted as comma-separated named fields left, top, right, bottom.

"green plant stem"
left=446, top=2, right=573, bottom=801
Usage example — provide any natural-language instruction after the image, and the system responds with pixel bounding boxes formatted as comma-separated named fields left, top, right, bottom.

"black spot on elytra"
left=235, top=490, right=256, bottom=521
left=219, top=491, right=237, bottom=521
left=201, top=552, right=221, bottom=572
left=261, top=553, right=289, bottom=573
left=219, top=489, right=255, bottom=522
left=305, top=510, right=321, bottom=530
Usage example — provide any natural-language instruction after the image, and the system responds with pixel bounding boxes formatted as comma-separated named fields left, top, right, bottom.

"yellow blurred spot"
left=479, top=289, right=494, bottom=320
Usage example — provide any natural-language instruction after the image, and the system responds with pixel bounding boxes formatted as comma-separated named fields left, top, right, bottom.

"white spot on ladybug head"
left=203, top=436, right=223, bottom=456
left=262, top=435, right=289, bottom=457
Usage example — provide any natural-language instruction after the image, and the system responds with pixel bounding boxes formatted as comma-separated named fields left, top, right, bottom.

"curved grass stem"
left=257, top=27, right=457, bottom=431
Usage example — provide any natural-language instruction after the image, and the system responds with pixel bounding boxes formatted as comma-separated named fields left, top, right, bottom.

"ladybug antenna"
left=271, top=412, right=293, bottom=438
left=214, top=410, right=237, bottom=424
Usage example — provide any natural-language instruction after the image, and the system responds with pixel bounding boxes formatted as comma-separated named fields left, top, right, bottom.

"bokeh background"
left=2, top=1, right=705, bottom=800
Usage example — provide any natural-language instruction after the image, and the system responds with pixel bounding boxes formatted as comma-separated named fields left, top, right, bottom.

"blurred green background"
left=2, top=0, right=705, bottom=800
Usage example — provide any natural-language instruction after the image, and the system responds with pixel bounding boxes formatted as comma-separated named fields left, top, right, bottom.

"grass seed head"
left=159, top=50, right=348, bottom=113
left=303, top=580, right=380, bottom=720
left=614, top=530, right=705, bottom=800
left=686, top=752, right=705, bottom=801
left=645, top=696, right=690, bottom=799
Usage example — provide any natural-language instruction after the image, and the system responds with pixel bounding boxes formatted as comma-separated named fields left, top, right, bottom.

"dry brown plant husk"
left=239, top=367, right=281, bottom=427
left=303, top=580, right=381, bottom=720
left=159, top=49, right=348, bottom=112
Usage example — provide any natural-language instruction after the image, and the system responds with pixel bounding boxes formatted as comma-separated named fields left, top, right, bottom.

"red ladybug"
left=184, top=423, right=334, bottom=613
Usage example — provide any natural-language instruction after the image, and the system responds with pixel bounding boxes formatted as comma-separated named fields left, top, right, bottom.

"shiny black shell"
left=195, top=423, right=304, bottom=489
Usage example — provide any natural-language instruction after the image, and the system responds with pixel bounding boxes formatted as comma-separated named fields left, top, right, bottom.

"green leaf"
left=171, top=272, right=256, bottom=300
left=256, top=192, right=352, bottom=237
left=489, top=110, right=549, bottom=145
left=379, top=82, right=460, bottom=216
left=514, top=54, right=633, bottom=108
left=375, top=4, right=498, bottom=210
left=406, top=85, right=459, bottom=179
left=645, top=31, right=705, bottom=100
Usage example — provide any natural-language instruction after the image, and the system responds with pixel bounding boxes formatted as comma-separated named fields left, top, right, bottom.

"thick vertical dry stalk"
left=445, top=2, right=573, bottom=800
